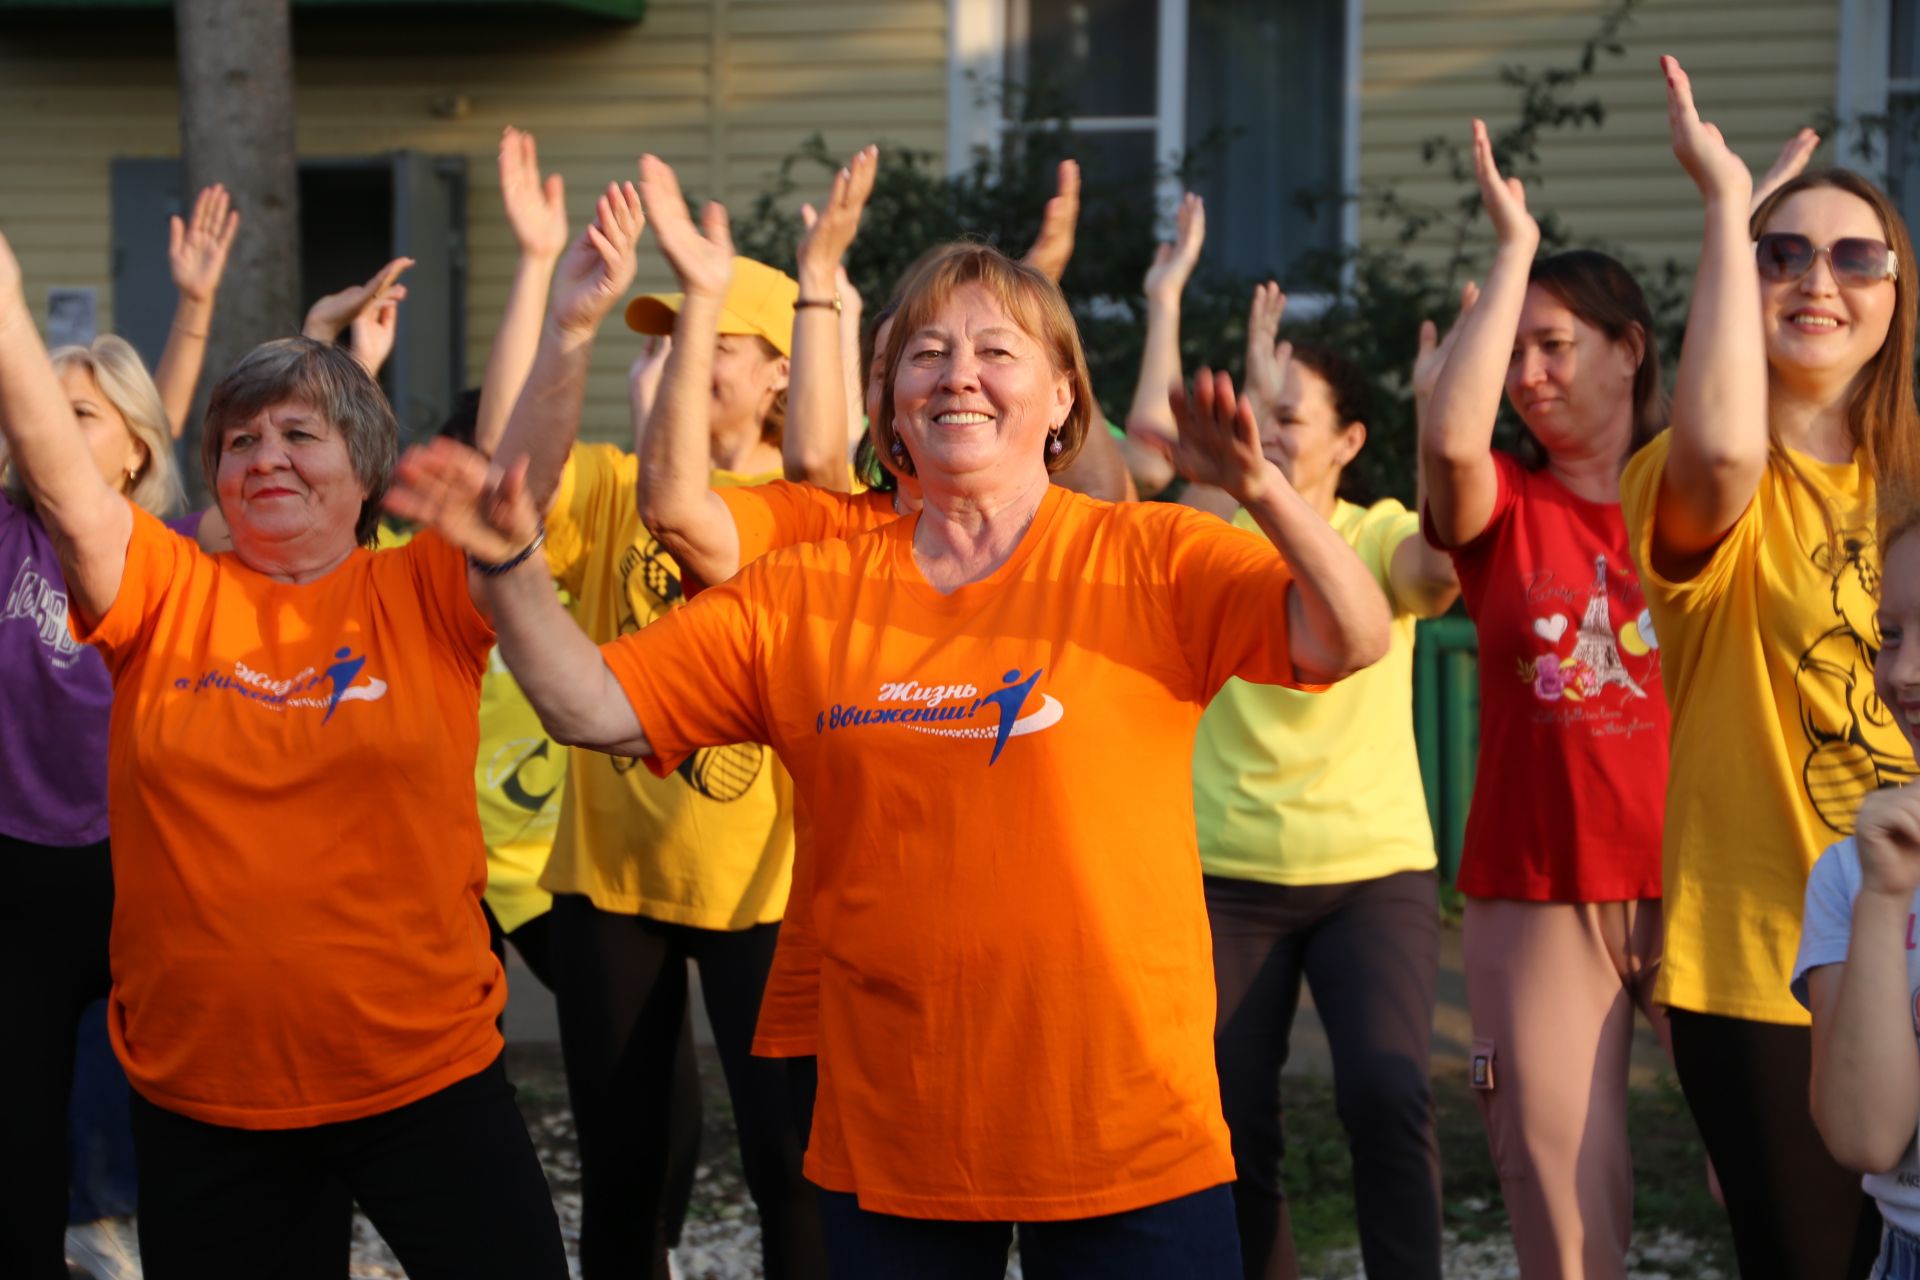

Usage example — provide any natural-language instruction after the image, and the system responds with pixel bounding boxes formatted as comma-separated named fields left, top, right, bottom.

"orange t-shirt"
left=713, top=479, right=898, bottom=576
left=73, top=506, right=504, bottom=1129
left=603, top=486, right=1314, bottom=1220
left=709, top=479, right=900, bottom=1055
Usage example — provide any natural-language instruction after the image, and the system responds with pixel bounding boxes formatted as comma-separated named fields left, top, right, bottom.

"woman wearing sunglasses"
left=1621, top=58, right=1920, bottom=1278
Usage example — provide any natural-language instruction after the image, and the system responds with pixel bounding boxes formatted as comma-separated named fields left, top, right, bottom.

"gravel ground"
left=341, top=1046, right=1723, bottom=1280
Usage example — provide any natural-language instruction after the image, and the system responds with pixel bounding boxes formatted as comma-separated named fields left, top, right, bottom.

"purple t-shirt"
left=0, top=493, right=203, bottom=847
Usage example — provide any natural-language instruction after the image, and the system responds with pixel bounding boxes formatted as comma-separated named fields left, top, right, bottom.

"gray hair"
left=202, top=338, right=396, bottom=545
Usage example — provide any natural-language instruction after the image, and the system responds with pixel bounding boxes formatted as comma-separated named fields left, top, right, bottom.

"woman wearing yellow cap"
left=489, top=158, right=823, bottom=1276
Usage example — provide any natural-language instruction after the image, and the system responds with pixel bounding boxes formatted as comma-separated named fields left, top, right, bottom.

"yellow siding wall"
left=0, top=0, right=948, bottom=442
left=1361, top=0, right=1840, bottom=265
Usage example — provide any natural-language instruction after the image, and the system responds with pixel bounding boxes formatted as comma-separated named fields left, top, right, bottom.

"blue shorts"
left=1874, top=1220, right=1920, bottom=1280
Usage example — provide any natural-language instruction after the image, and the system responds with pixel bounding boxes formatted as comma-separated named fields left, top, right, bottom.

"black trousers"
left=130, top=1053, right=566, bottom=1280
left=1668, top=1009, right=1882, bottom=1279
left=1205, top=870, right=1443, bottom=1280
left=0, top=834, right=114, bottom=1280
left=548, top=894, right=826, bottom=1280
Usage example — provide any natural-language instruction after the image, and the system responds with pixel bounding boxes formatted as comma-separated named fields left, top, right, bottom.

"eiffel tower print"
left=1569, top=554, right=1647, bottom=699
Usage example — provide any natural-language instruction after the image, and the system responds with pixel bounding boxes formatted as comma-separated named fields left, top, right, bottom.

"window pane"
left=1186, top=0, right=1347, bottom=279
left=1895, top=0, right=1920, bottom=80
left=1006, top=0, right=1158, bottom=120
left=1888, top=93, right=1920, bottom=232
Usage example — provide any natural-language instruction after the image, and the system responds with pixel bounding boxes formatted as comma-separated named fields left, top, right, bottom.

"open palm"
left=638, top=154, right=733, bottom=301
left=169, top=184, right=241, bottom=303
left=551, top=180, right=645, bottom=336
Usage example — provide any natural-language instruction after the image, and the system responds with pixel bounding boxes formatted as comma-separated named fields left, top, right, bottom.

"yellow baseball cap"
left=624, top=257, right=799, bottom=356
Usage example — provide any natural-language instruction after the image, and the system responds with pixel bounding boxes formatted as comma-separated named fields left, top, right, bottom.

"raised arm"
left=788, top=146, right=878, bottom=490
left=1021, top=159, right=1081, bottom=285
left=1808, top=785, right=1920, bottom=1172
left=1123, top=193, right=1205, bottom=498
left=386, top=439, right=650, bottom=755
left=302, top=257, right=412, bottom=375
left=631, top=155, right=748, bottom=586
left=1392, top=286, right=1477, bottom=615
left=154, top=183, right=239, bottom=437
left=1655, top=55, right=1768, bottom=569
left=1422, top=121, right=1538, bottom=548
left=0, top=233, right=132, bottom=617
left=474, top=127, right=570, bottom=455
left=1163, top=367, right=1391, bottom=682
left=490, top=179, right=646, bottom=513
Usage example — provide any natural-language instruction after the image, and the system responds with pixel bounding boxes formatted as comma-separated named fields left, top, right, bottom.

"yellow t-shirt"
left=375, top=524, right=561, bottom=933
left=474, top=646, right=564, bottom=933
left=1192, top=499, right=1437, bottom=885
left=539, top=443, right=794, bottom=929
left=1622, top=430, right=1914, bottom=1024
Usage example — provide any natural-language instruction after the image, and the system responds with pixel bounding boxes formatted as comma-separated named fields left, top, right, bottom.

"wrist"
left=1857, top=877, right=1920, bottom=913
left=1145, top=292, right=1182, bottom=315
left=796, top=264, right=839, bottom=295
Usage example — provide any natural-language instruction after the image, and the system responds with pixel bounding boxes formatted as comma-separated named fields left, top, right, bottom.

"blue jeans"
left=1874, top=1221, right=1920, bottom=1280
left=817, top=1183, right=1239, bottom=1279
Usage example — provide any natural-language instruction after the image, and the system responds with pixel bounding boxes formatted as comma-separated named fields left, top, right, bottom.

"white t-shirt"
left=1792, top=834, right=1920, bottom=1234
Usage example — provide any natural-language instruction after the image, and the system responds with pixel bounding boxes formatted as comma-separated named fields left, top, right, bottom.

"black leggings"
left=0, top=834, right=113, bottom=1280
left=1668, top=1009, right=1880, bottom=1279
left=131, top=1053, right=565, bottom=1280
left=548, top=895, right=825, bottom=1280
left=1205, top=870, right=1442, bottom=1280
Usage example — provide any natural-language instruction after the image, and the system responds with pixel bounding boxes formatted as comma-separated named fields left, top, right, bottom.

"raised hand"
left=796, top=146, right=878, bottom=289
left=1022, top=159, right=1081, bottom=284
left=350, top=287, right=404, bottom=377
left=168, top=184, right=241, bottom=304
left=637, top=154, right=732, bottom=302
left=1160, top=368, right=1287, bottom=505
left=1242, top=282, right=1290, bottom=427
left=1856, top=784, right=1920, bottom=901
left=1751, top=127, right=1820, bottom=214
left=1413, top=280, right=1483, bottom=407
left=303, top=257, right=413, bottom=344
left=1471, top=119, right=1538, bottom=251
left=550, top=180, right=645, bottom=336
left=1142, top=192, right=1205, bottom=307
left=1663, top=55, right=1752, bottom=207
left=499, top=126, right=569, bottom=260
left=386, top=437, right=541, bottom=564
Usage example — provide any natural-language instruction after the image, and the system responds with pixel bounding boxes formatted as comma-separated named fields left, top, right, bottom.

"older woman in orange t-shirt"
left=0, top=186, right=641, bottom=1279
left=394, top=240, right=1390, bottom=1278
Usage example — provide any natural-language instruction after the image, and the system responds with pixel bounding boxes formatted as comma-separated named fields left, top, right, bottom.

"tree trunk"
left=173, top=0, right=300, bottom=490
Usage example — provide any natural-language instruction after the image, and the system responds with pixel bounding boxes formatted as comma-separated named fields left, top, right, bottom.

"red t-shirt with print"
left=1438, top=452, right=1667, bottom=902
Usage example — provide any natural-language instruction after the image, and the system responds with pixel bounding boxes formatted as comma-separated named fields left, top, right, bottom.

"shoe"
left=65, top=1216, right=143, bottom=1280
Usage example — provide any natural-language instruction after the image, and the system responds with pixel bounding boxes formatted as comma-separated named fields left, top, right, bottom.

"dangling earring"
left=1045, top=430, right=1064, bottom=459
left=889, top=436, right=916, bottom=475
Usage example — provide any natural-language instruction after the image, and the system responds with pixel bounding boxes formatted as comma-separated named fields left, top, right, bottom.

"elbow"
left=1814, top=1116, right=1908, bottom=1176
left=788, top=445, right=847, bottom=491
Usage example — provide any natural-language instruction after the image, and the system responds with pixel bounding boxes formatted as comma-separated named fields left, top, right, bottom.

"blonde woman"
left=0, top=334, right=183, bottom=1279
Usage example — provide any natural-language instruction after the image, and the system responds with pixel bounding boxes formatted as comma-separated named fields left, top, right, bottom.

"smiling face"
left=214, top=400, right=367, bottom=561
left=1504, top=284, right=1640, bottom=458
left=890, top=281, right=1072, bottom=485
left=1759, top=187, right=1898, bottom=387
left=1261, top=363, right=1362, bottom=503
left=60, top=363, right=147, bottom=495
left=1875, top=526, right=1920, bottom=757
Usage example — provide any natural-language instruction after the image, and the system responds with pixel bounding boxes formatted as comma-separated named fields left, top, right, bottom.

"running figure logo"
left=321, top=647, right=387, bottom=723
left=979, top=667, right=1064, bottom=765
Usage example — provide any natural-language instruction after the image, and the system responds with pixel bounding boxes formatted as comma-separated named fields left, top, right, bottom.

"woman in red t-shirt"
left=1421, top=121, right=1674, bottom=1278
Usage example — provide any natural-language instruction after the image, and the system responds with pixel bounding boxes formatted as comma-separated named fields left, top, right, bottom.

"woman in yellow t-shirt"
left=1621, top=59, right=1920, bottom=1276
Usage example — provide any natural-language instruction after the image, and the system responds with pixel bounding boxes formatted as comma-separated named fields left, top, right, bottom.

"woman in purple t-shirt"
left=0, top=334, right=185, bottom=1278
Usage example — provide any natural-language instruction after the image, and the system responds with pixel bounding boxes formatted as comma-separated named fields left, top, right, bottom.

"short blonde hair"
left=4, top=335, right=184, bottom=518
left=873, top=243, right=1094, bottom=477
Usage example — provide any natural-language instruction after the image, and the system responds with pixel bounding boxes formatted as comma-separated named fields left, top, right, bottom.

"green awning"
left=0, top=0, right=643, bottom=17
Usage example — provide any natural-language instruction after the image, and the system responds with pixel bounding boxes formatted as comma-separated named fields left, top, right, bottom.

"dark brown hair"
left=1515, top=249, right=1666, bottom=470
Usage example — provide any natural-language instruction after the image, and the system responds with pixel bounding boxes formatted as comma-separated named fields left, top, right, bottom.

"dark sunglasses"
left=1755, top=233, right=1899, bottom=286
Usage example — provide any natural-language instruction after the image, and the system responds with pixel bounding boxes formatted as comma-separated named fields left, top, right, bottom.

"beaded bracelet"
left=467, top=524, right=547, bottom=577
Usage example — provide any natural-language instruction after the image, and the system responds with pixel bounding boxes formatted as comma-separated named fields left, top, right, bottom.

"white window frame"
left=946, top=0, right=1361, bottom=255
